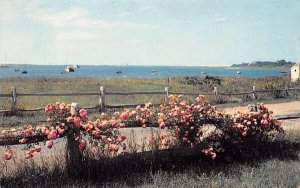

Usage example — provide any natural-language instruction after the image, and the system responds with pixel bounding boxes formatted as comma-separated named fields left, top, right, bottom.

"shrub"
left=1, top=95, right=283, bottom=162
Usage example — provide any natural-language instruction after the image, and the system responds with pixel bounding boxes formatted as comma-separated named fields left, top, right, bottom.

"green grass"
left=0, top=131, right=300, bottom=188
left=1, top=75, right=298, bottom=110
left=1, top=75, right=300, bottom=127
left=1, top=75, right=300, bottom=187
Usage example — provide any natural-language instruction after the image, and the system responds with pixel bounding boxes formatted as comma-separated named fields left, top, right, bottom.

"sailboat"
left=15, top=61, right=20, bottom=72
left=64, top=57, right=77, bottom=72
left=20, top=58, right=28, bottom=73
left=0, top=64, right=9, bottom=68
left=65, top=65, right=75, bottom=72
left=0, top=50, right=9, bottom=68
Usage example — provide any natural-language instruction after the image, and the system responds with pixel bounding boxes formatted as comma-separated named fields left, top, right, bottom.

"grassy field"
left=0, top=128, right=299, bottom=188
left=1, top=75, right=299, bottom=127
left=0, top=75, right=298, bottom=110
left=1, top=75, right=300, bottom=187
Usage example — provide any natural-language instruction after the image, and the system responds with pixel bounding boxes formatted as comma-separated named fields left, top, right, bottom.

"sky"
left=0, top=0, right=299, bottom=66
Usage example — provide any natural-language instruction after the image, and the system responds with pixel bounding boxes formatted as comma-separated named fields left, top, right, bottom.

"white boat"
left=236, top=71, right=241, bottom=75
left=64, top=57, right=77, bottom=72
left=65, top=66, right=75, bottom=72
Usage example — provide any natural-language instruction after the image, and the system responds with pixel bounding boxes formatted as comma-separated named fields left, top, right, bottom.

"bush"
left=1, top=95, right=283, bottom=163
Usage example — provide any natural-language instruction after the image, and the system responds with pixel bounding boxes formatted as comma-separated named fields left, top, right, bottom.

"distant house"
left=291, top=63, right=300, bottom=82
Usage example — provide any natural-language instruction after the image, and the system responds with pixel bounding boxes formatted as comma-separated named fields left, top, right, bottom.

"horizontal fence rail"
left=0, top=85, right=300, bottom=113
left=18, top=92, right=101, bottom=97
left=1, top=113, right=300, bottom=147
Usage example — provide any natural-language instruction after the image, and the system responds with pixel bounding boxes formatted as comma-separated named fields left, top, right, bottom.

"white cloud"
left=33, top=7, right=157, bottom=30
left=213, top=14, right=227, bottom=22
left=139, top=5, right=152, bottom=12
left=118, top=11, right=133, bottom=17
left=0, top=0, right=42, bottom=21
left=33, top=7, right=89, bottom=27
left=57, top=31, right=95, bottom=41
left=214, top=16, right=226, bottom=22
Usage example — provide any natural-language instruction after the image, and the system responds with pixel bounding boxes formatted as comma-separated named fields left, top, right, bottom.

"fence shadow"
left=1, top=134, right=300, bottom=188
left=78, top=137, right=300, bottom=186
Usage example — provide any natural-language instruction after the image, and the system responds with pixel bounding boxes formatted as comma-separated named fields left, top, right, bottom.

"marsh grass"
left=1, top=75, right=299, bottom=111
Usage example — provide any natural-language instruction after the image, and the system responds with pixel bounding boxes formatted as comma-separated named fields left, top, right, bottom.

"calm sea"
left=0, top=64, right=288, bottom=78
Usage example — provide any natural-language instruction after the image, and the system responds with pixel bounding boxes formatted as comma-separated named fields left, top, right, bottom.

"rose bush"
left=2, top=102, right=127, bottom=160
left=2, top=95, right=282, bottom=161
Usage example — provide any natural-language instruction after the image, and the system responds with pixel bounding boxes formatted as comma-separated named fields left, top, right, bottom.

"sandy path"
left=222, top=101, right=300, bottom=117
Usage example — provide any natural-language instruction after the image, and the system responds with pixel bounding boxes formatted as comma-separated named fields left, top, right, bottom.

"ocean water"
left=0, top=64, right=288, bottom=78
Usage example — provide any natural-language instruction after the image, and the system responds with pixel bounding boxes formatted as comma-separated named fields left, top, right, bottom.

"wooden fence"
left=0, top=85, right=300, bottom=114
left=1, top=85, right=300, bottom=177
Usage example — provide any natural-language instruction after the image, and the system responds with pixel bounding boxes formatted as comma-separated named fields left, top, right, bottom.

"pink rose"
left=46, top=140, right=53, bottom=149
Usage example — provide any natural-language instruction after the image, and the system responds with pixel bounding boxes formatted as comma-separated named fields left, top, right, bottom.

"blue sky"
left=0, top=0, right=299, bottom=66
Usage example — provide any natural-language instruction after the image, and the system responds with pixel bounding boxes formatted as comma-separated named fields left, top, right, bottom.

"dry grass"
left=1, top=75, right=299, bottom=111
left=1, top=75, right=300, bottom=187
left=0, top=129, right=299, bottom=188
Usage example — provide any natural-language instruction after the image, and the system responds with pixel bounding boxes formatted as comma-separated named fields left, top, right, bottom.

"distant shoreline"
left=231, top=60, right=294, bottom=70
left=228, top=66, right=290, bottom=70
left=0, top=63, right=292, bottom=70
left=0, top=64, right=289, bottom=78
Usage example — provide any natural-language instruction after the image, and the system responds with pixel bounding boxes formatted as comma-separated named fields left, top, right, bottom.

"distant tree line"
left=231, top=60, right=295, bottom=68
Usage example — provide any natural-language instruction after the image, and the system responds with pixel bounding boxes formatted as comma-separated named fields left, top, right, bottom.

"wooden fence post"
left=165, top=87, right=169, bottom=103
left=66, top=103, right=83, bottom=178
left=70, top=103, right=80, bottom=116
left=285, top=84, right=289, bottom=97
left=65, top=133, right=82, bottom=178
left=213, top=86, right=219, bottom=101
left=99, top=86, right=106, bottom=109
left=11, top=87, right=17, bottom=114
left=252, top=86, right=258, bottom=99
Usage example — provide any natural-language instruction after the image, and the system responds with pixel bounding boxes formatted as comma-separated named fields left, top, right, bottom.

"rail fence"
left=0, top=85, right=300, bottom=114
left=1, top=85, right=300, bottom=176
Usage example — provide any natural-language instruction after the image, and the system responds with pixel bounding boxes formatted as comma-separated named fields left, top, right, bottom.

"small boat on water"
left=236, top=71, right=241, bottom=75
left=65, top=66, right=75, bottom=72
left=116, top=70, right=123, bottom=74
left=21, top=70, right=28, bottom=74
left=0, top=65, right=9, bottom=68
left=64, top=56, right=79, bottom=73
left=150, top=70, right=157, bottom=74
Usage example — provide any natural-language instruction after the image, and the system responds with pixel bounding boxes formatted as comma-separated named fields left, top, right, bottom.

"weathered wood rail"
left=0, top=85, right=300, bottom=114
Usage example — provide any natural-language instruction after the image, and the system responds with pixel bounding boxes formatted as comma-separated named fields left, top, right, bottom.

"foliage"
left=231, top=59, right=295, bottom=68
left=2, top=94, right=283, bottom=162
left=2, top=102, right=127, bottom=160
